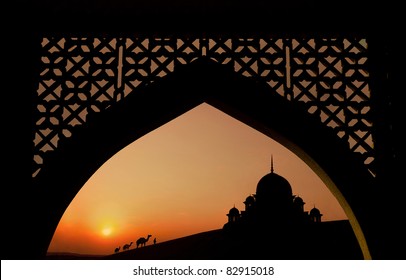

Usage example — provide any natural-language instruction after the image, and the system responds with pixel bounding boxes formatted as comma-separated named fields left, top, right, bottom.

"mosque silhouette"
left=218, top=158, right=363, bottom=259
left=224, top=157, right=322, bottom=232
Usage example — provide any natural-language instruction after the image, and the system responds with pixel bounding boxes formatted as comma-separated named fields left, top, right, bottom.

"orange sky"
left=47, top=103, right=347, bottom=255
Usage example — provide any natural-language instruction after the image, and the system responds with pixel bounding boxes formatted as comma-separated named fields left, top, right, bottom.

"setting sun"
left=101, top=227, right=113, bottom=237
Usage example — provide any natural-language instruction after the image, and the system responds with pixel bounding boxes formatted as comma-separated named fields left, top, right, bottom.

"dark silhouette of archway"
left=33, top=58, right=375, bottom=259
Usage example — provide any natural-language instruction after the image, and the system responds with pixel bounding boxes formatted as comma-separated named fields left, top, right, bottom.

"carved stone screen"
left=34, top=36, right=373, bottom=178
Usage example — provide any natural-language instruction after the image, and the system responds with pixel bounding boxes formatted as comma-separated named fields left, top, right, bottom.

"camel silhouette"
left=123, top=242, right=133, bottom=250
left=114, top=246, right=120, bottom=253
left=136, top=234, right=152, bottom=248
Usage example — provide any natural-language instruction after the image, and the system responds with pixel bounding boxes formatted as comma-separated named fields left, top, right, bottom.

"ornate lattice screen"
left=34, top=36, right=373, bottom=178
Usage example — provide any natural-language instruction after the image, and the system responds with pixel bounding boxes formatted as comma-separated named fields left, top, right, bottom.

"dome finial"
left=270, top=154, right=274, bottom=173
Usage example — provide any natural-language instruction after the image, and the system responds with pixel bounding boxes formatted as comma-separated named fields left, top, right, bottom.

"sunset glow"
left=47, top=103, right=348, bottom=256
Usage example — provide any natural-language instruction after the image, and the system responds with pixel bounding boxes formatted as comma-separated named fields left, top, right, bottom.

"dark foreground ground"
left=47, top=220, right=363, bottom=260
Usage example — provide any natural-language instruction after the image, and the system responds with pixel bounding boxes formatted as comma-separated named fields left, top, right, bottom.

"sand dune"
left=47, top=221, right=363, bottom=260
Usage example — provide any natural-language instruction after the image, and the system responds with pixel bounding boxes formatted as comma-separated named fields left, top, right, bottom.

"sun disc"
left=102, top=227, right=112, bottom=236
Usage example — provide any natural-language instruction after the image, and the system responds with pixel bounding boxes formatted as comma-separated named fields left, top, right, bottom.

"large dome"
left=256, top=171, right=293, bottom=201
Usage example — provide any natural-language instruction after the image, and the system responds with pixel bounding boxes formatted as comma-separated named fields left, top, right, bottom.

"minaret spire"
left=270, top=154, right=274, bottom=173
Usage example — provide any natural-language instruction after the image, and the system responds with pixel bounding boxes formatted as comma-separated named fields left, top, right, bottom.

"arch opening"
left=35, top=58, right=374, bottom=259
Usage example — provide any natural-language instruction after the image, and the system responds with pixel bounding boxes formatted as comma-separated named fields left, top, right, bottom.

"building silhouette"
left=224, top=159, right=322, bottom=231
left=221, top=159, right=361, bottom=259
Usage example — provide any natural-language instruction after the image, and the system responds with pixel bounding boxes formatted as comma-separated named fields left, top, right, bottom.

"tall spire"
left=270, top=154, right=274, bottom=173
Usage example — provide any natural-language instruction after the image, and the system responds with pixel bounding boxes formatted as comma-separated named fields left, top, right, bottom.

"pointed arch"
left=34, top=58, right=374, bottom=259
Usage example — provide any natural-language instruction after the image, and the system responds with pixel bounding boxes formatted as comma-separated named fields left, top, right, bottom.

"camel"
left=114, top=246, right=120, bottom=253
left=136, top=234, right=152, bottom=248
left=123, top=242, right=133, bottom=250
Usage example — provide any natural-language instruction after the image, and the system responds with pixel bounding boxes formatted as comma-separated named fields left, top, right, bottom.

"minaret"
left=270, top=154, right=274, bottom=173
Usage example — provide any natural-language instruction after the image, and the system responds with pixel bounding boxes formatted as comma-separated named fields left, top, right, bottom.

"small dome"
left=293, top=196, right=304, bottom=205
left=244, top=195, right=255, bottom=205
left=256, top=171, right=293, bottom=200
left=228, top=206, right=240, bottom=216
left=310, top=207, right=321, bottom=215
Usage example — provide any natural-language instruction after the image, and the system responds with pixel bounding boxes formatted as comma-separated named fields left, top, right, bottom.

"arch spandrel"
left=34, top=36, right=373, bottom=178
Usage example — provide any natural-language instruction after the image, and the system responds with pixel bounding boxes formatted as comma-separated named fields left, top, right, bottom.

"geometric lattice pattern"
left=34, top=36, right=373, bottom=178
